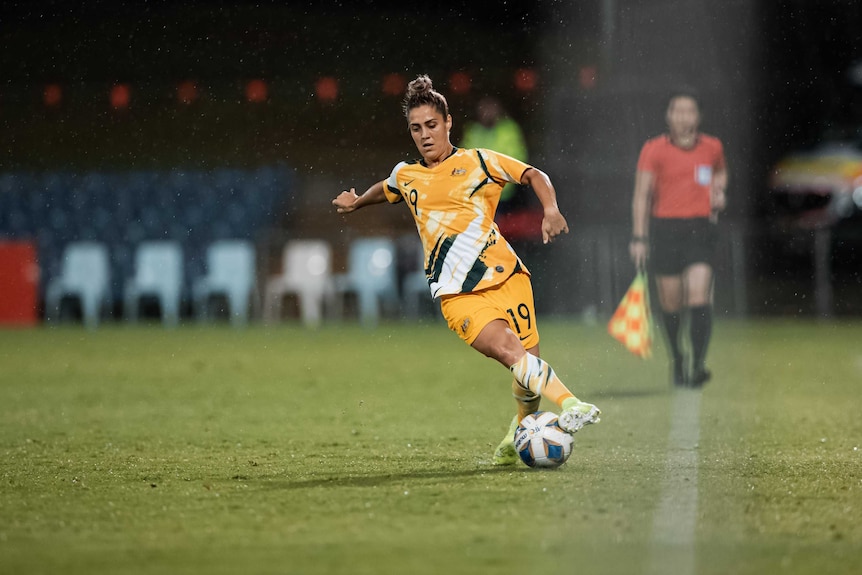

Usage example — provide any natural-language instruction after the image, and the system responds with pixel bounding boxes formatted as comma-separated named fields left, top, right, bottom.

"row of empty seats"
left=0, top=166, right=295, bottom=305
left=46, top=240, right=256, bottom=327
left=0, top=166, right=441, bottom=327
left=45, top=236, right=434, bottom=328
left=263, top=236, right=432, bottom=327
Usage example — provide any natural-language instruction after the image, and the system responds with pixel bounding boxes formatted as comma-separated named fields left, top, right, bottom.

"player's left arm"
left=521, top=167, right=569, bottom=244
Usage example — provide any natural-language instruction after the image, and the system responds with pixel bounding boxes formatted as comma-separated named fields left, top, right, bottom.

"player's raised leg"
left=508, top=349, right=601, bottom=433
left=474, top=320, right=601, bottom=437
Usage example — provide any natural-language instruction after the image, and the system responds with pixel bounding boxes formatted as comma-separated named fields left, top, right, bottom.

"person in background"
left=333, top=75, right=601, bottom=465
left=629, top=89, right=728, bottom=388
left=460, top=95, right=529, bottom=213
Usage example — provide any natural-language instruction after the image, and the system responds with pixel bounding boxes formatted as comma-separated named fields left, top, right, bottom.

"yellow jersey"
left=382, top=147, right=531, bottom=298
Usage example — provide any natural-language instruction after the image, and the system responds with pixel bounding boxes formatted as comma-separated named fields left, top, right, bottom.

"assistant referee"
left=629, top=89, right=728, bottom=387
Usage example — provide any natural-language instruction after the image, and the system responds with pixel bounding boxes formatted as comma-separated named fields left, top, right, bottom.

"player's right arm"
left=332, top=181, right=388, bottom=214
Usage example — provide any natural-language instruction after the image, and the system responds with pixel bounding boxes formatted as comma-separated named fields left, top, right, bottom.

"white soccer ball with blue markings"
left=514, top=411, right=574, bottom=468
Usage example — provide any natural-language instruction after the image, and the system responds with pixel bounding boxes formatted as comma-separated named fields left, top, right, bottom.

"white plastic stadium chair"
left=263, top=239, right=334, bottom=328
left=124, top=241, right=183, bottom=326
left=192, top=240, right=257, bottom=326
left=45, top=241, right=111, bottom=328
left=333, top=237, right=399, bottom=328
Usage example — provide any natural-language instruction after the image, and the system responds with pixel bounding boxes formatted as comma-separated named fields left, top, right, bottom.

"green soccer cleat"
left=492, top=436, right=518, bottom=466
left=492, top=414, right=520, bottom=465
left=558, top=399, right=601, bottom=434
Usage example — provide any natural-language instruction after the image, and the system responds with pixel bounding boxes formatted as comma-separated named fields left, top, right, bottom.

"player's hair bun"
left=406, top=75, right=433, bottom=98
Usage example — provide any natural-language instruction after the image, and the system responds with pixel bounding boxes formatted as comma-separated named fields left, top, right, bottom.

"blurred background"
left=1, top=0, right=860, bottom=327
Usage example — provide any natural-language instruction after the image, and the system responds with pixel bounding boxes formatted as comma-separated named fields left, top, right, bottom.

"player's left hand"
left=541, top=208, right=569, bottom=244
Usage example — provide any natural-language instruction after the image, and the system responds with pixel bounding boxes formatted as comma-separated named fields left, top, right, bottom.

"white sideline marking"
left=645, top=389, right=702, bottom=575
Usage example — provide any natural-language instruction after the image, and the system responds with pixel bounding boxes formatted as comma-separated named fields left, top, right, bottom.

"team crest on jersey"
left=451, top=168, right=466, bottom=176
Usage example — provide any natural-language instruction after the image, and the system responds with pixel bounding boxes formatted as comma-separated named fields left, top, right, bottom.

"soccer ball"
left=514, top=411, right=574, bottom=468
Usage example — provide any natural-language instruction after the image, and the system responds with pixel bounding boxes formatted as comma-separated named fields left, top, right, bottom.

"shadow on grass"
left=270, top=465, right=539, bottom=490
left=590, top=387, right=667, bottom=399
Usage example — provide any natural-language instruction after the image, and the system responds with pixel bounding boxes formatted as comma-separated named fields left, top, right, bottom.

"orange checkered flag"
left=607, top=271, right=653, bottom=358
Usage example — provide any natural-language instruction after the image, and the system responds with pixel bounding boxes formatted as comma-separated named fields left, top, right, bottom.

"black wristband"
left=631, top=236, right=647, bottom=243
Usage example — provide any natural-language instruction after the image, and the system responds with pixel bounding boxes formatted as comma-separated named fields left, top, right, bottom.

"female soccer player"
left=332, top=75, right=600, bottom=465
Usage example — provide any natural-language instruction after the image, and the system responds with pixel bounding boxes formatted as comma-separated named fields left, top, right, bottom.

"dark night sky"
left=0, top=1, right=539, bottom=81
left=1, top=0, right=860, bottom=169
left=758, top=1, right=862, bottom=151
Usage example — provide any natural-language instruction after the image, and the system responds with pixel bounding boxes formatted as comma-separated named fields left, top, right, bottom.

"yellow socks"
left=511, top=377, right=542, bottom=420
left=509, top=353, right=575, bottom=408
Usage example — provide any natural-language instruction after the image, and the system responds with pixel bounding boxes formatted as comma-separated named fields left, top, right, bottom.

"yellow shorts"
left=440, top=271, right=539, bottom=349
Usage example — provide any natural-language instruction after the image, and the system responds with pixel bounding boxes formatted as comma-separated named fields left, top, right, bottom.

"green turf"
left=1, top=319, right=860, bottom=574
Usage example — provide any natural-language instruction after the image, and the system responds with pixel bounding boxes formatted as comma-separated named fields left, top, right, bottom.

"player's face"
left=666, top=96, right=700, bottom=139
left=407, top=105, right=453, bottom=166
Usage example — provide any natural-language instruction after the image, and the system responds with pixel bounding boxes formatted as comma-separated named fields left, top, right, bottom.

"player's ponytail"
left=403, top=74, right=449, bottom=121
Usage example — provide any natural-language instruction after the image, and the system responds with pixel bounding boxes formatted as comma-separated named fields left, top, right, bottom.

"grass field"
left=1, top=318, right=860, bottom=574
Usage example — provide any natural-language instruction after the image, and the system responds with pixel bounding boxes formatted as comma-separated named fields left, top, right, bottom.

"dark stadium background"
left=1, top=0, right=860, bottom=317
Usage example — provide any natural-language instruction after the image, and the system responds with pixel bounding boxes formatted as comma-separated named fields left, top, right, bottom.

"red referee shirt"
left=637, top=134, right=726, bottom=219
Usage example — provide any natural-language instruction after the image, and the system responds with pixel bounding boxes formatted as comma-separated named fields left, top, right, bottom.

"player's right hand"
left=332, top=188, right=359, bottom=214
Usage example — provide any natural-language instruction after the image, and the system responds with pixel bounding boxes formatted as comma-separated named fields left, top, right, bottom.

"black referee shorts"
left=650, top=217, right=717, bottom=276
